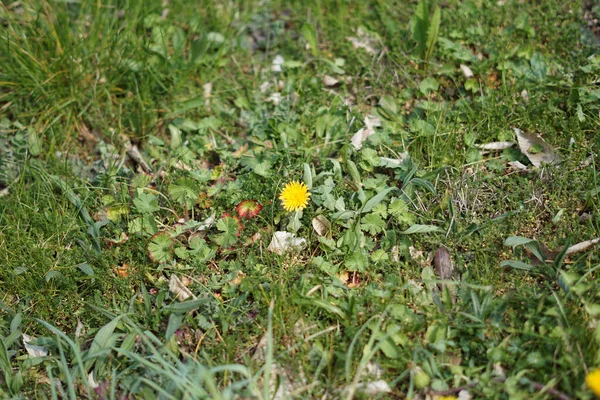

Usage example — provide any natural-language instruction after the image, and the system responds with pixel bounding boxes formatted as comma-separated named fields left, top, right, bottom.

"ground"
left=1, top=0, right=600, bottom=399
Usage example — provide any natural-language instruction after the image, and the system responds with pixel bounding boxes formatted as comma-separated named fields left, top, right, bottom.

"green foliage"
left=0, top=0, right=598, bottom=398
left=411, top=0, right=442, bottom=65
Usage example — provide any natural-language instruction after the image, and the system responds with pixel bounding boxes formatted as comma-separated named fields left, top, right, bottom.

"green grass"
left=1, top=0, right=600, bottom=398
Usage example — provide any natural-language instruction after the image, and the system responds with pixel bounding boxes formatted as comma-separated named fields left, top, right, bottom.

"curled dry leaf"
left=346, top=27, right=381, bottom=55
left=513, top=128, right=560, bottom=168
left=23, top=334, right=48, bottom=357
left=272, top=54, right=284, bottom=72
left=474, top=141, right=515, bottom=151
left=508, top=161, right=528, bottom=171
left=267, top=231, right=307, bottom=255
left=566, top=237, right=600, bottom=255
left=322, top=75, right=339, bottom=87
left=312, top=215, right=331, bottom=236
left=460, top=64, right=474, bottom=78
left=409, top=246, right=433, bottom=267
left=351, top=114, right=383, bottom=150
left=433, top=247, right=453, bottom=280
left=358, top=380, right=391, bottom=396
left=169, top=274, right=196, bottom=301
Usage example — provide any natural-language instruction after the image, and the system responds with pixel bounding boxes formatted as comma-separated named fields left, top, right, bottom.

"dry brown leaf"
left=322, top=75, right=339, bottom=87
left=513, top=128, right=560, bottom=168
left=433, top=247, right=453, bottom=280
left=351, top=114, right=382, bottom=150
left=23, top=334, right=48, bottom=357
left=267, top=231, right=306, bottom=255
left=474, top=141, right=515, bottom=151
left=169, top=274, right=195, bottom=301
left=312, top=215, right=331, bottom=236
left=460, top=64, right=474, bottom=78
left=566, top=238, right=600, bottom=255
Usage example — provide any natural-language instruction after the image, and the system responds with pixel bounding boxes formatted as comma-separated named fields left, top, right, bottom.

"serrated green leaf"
left=148, top=232, right=174, bottom=263
left=169, top=177, right=200, bottom=207
left=213, top=216, right=242, bottom=248
left=134, top=192, right=160, bottom=214
left=361, top=213, right=386, bottom=235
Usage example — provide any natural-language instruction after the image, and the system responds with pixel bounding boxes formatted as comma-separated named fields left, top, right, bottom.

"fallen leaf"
left=508, top=161, right=528, bottom=170
left=267, top=231, right=307, bottom=255
left=267, top=92, right=282, bottom=106
left=351, top=114, right=382, bottom=150
left=346, top=27, right=381, bottom=55
left=322, top=75, right=339, bottom=87
left=513, top=128, right=560, bottom=168
left=23, top=334, right=48, bottom=357
left=114, top=263, right=132, bottom=278
left=169, top=274, right=196, bottom=301
left=312, top=215, right=331, bottom=236
left=272, top=55, right=284, bottom=72
left=460, top=64, right=474, bottom=78
left=203, top=82, right=212, bottom=112
left=409, top=246, right=433, bottom=267
left=196, top=214, right=216, bottom=231
left=379, top=153, right=409, bottom=167
left=358, top=380, right=391, bottom=396
left=236, top=199, right=262, bottom=219
left=474, top=141, right=515, bottom=151
left=566, top=238, right=600, bottom=255
left=458, top=389, right=473, bottom=400
left=433, top=247, right=453, bottom=280
left=88, top=372, right=100, bottom=389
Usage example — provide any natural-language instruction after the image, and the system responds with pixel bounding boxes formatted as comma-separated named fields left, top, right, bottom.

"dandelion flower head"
left=279, top=181, right=311, bottom=212
left=586, top=368, right=600, bottom=396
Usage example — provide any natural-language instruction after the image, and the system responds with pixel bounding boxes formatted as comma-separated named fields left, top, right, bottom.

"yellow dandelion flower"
left=279, top=181, right=311, bottom=212
left=586, top=368, right=600, bottom=396
left=437, top=396, right=457, bottom=400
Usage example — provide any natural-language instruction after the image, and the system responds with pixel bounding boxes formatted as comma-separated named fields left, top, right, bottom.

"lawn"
left=1, top=0, right=600, bottom=398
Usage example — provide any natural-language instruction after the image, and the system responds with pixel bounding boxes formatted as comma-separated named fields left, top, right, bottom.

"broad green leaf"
left=134, top=192, right=160, bottom=214
left=77, top=263, right=94, bottom=277
left=148, top=232, right=174, bottom=263
left=419, top=77, right=439, bottom=94
left=504, top=236, right=535, bottom=247
left=347, top=160, right=362, bottom=187
left=345, top=251, right=368, bottom=272
left=500, top=260, right=534, bottom=271
left=301, top=23, right=318, bottom=57
left=88, top=315, right=127, bottom=357
left=401, top=224, right=440, bottom=234
left=412, top=0, right=429, bottom=59
left=361, top=187, right=398, bottom=214
left=162, top=297, right=210, bottom=313
left=424, top=7, right=441, bottom=62
left=213, top=215, right=242, bottom=248
left=303, top=163, right=313, bottom=189
left=169, top=177, right=200, bottom=208
left=27, top=127, right=42, bottom=156
left=361, top=213, right=386, bottom=235
left=166, top=313, right=183, bottom=341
